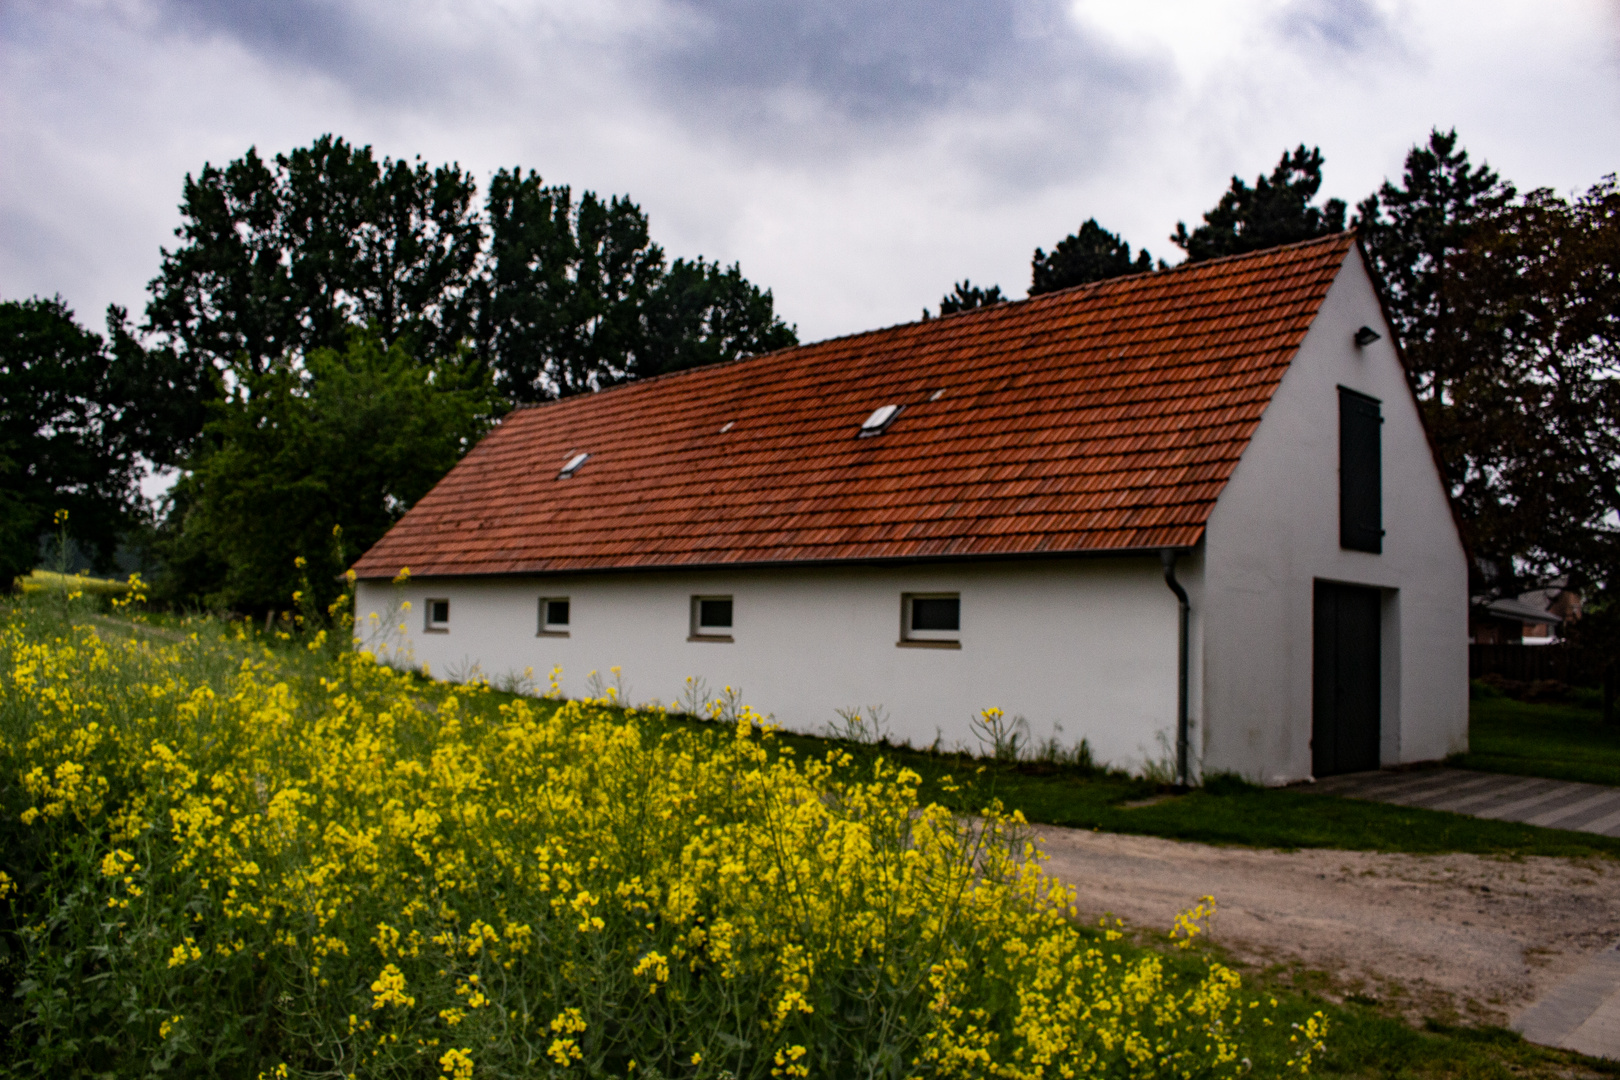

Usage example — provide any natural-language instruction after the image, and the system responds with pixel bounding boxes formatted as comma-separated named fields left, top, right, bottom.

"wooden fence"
left=1469, top=643, right=1603, bottom=686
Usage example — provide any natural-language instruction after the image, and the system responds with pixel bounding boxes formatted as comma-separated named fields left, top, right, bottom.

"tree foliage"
left=925, top=280, right=1007, bottom=319
left=132, top=138, right=794, bottom=606
left=149, top=146, right=795, bottom=408
left=1356, top=130, right=1518, bottom=405
left=161, top=328, right=499, bottom=612
left=1437, top=182, right=1620, bottom=596
left=1030, top=219, right=1153, bottom=295
left=146, top=136, right=484, bottom=380
left=0, top=298, right=161, bottom=585
left=645, top=256, right=798, bottom=377
left=1361, top=132, right=1620, bottom=611
left=480, top=169, right=794, bottom=401
left=1172, top=145, right=1347, bottom=262
left=481, top=171, right=666, bottom=400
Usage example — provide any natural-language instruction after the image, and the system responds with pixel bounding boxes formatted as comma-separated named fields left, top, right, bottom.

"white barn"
left=353, top=234, right=1467, bottom=783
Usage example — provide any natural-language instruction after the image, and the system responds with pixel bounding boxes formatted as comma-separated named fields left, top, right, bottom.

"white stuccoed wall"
left=1198, top=246, right=1469, bottom=783
left=355, top=556, right=1193, bottom=773
left=352, top=248, right=1467, bottom=784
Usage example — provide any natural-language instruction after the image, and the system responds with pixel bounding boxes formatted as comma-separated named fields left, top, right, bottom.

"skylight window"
left=858, top=404, right=902, bottom=437
left=558, top=452, right=590, bottom=479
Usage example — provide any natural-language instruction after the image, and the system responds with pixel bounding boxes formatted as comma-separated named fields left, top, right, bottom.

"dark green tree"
left=0, top=298, right=150, bottom=585
left=925, top=281, right=1006, bottom=319
left=145, top=135, right=483, bottom=382
left=161, top=327, right=499, bottom=612
left=641, top=257, right=798, bottom=377
left=1030, top=219, right=1153, bottom=295
left=1173, top=145, right=1347, bottom=262
left=137, top=140, right=796, bottom=608
left=481, top=170, right=667, bottom=400
left=1354, top=132, right=1620, bottom=603
left=1361, top=143, right=1620, bottom=696
left=104, top=306, right=218, bottom=471
left=481, top=169, right=794, bottom=400
left=1355, top=129, right=1517, bottom=405
left=1421, top=178, right=1620, bottom=603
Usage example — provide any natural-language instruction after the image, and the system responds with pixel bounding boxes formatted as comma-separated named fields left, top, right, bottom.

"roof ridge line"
left=985, top=230, right=1355, bottom=308
left=506, top=233, right=1356, bottom=417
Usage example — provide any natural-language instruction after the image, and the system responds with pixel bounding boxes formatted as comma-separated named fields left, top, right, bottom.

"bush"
left=0, top=604, right=1315, bottom=1078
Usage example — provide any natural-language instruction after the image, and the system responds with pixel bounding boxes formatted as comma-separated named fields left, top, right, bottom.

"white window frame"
left=900, top=592, right=960, bottom=647
left=689, top=595, right=734, bottom=642
left=425, top=597, right=451, bottom=633
left=538, top=596, right=571, bottom=637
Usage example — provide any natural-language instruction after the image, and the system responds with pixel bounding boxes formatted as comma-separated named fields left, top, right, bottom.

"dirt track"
left=1035, top=825, right=1620, bottom=1024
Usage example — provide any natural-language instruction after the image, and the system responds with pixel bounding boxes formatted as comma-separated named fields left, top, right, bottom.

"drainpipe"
left=1160, top=548, right=1191, bottom=789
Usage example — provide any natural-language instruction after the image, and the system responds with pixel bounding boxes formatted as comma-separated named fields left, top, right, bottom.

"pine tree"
left=927, top=281, right=1007, bottom=319
left=1030, top=219, right=1152, bottom=295
left=1172, top=146, right=1347, bottom=262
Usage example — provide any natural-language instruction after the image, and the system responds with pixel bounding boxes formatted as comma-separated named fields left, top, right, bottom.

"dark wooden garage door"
left=1313, top=581, right=1382, bottom=776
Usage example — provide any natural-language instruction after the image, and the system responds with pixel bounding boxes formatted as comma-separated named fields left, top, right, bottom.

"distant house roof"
left=1481, top=595, right=1565, bottom=626
left=353, top=233, right=1358, bottom=580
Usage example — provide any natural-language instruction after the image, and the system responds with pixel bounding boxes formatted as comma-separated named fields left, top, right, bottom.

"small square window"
left=690, top=595, right=734, bottom=641
left=539, top=597, right=570, bottom=636
left=901, top=593, right=959, bottom=646
left=425, top=598, right=450, bottom=633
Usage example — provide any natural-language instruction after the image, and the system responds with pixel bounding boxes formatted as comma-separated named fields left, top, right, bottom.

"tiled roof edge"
left=351, top=535, right=1206, bottom=581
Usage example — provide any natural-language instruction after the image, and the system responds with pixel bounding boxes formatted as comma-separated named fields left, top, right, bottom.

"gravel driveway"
left=1035, top=824, right=1620, bottom=1029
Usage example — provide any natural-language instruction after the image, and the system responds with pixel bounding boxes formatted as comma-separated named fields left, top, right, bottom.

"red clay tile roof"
left=353, top=233, right=1358, bottom=579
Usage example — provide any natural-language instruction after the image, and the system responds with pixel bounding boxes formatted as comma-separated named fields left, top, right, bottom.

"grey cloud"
left=651, top=0, right=1034, bottom=120
left=0, top=0, right=373, bottom=77
left=5, top=0, right=1169, bottom=192
left=132, top=0, right=1160, bottom=133
left=637, top=0, right=1168, bottom=184
left=140, top=0, right=483, bottom=107
left=159, top=0, right=362, bottom=66
left=1275, top=0, right=1404, bottom=56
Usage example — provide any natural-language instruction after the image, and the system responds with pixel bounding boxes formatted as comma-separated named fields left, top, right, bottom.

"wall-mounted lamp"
left=1354, top=325, right=1382, bottom=348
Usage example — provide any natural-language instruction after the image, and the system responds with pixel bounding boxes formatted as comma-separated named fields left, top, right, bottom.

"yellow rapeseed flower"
left=0, top=609, right=1294, bottom=1078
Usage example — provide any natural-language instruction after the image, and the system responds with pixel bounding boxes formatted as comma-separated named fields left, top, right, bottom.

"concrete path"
left=1310, top=767, right=1620, bottom=837
left=1513, top=939, right=1620, bottom=1060
left=1310, top=767, right=1620, bottom=1059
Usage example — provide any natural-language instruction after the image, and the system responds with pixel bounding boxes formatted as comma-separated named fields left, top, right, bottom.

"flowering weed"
left=0, top=603, right=1304, bottom=1077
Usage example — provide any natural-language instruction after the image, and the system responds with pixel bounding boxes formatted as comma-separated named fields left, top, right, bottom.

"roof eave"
left=352, top=537, right=1206, bottom=582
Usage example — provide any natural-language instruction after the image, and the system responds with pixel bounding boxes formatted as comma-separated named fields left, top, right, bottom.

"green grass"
left=1229, top=957, right=1620, bottom=1079
left=870, top=743, right=1620, bottom=858
left=1296, top=999, right=1618, bottom=1079
left=774, top=693, right=1620, bottom=860
left=1455, top=695, right=1620, bottom=787
left=1135, top=934, right=1620, bottom=1079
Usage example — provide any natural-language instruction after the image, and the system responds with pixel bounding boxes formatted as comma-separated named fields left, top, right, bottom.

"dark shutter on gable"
left=1339, top=387, right=1383, bottom=553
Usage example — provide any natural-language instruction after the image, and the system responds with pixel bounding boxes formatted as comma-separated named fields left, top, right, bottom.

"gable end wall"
left=1199, top=246, right=1468, bottom=783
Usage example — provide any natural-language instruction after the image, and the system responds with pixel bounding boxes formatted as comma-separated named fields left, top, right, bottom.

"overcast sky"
left=4, top=0, right=1617, bottom=344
